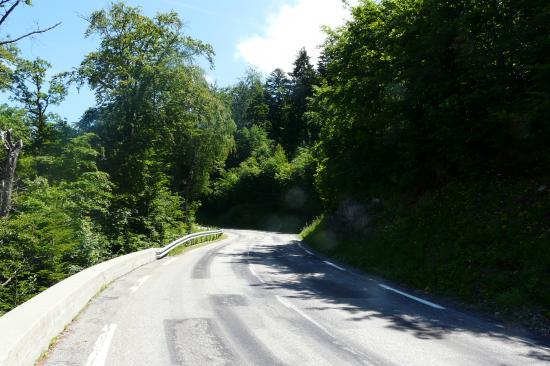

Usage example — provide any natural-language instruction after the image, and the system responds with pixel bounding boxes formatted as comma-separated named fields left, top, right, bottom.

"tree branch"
left=0, top=0, right=20, bottom=28
left=1, top=269, right=19, bottom=287
left=0, top=21, right=61, bottom=45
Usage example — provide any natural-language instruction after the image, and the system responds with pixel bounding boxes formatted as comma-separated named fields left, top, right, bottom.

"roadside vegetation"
left=302, top=178, right=549, bottom=332
left=204, top=0, right=549, bottom=332
left=0, top=0, right=548, bottom=334
left=0, top=2, right=233, bottom=315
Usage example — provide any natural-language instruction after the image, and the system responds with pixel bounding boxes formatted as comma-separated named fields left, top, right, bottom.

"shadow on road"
left=219, top=236, right=550, bottom=362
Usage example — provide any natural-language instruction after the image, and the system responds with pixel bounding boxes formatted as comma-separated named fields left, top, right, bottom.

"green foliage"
left=0, top=167, right=113, bottom=313
left=202, top=48, right=323, bottom=231
left=302, top=179, right=550, bottom=319
left=1, top=0, right=548, bottom=334
left=0, top=105, right=30, bottom=145
left=300, top=214, right=324, bottom=239
left=78, top=2, right=234, bottom=239
left=289, top=48, right=319, bottom=147
left=312, top=0, right=550, bottom=206
left=11, top=58, right=68, bottom=151
left=202, top=126, right=321, bottom=232
left=296, top=0, right=550, bottom=328
left=0, top=1, right=233, bottom=315
left=226, top=68, right=268, bottom=131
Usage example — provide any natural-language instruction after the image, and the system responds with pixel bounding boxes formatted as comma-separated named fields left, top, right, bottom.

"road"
left=43, top=230, right=550, bottom=366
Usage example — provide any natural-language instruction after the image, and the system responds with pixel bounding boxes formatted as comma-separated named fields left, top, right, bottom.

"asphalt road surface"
left=43, top=230, right=550, bottom=366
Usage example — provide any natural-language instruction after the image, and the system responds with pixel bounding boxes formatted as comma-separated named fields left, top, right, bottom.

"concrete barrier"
left=0, top=248, right=158, bottom=366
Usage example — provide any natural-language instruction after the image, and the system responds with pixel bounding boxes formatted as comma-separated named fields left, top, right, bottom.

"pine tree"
left=265, top=68, right=291, bottom=147
left=289, top=48, right=318, bottom=149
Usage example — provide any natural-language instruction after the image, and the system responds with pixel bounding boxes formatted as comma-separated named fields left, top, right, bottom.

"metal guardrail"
left=155, top=229, right=223, bottom=259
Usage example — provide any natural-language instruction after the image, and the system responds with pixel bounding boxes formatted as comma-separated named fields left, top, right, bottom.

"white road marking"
left=297, top=242, right=314, bottom=255
left=298, top=240, right=442, bottom=311
left=323, top=260, right=346, bottom=272
left=85, top=323, right=117, bottom=366
left=247, top=244, right=267, bottom=284
left=249, top=263, right=265, bottom=284
left=276, top=296, right=370, bottom=364
left=162, top=258, right=177, bottom=266
left=129, top=275, right=150, bottom=293
left=379, top=284, right=445, bottom=310
left=276, top=295, right=333, bottom=337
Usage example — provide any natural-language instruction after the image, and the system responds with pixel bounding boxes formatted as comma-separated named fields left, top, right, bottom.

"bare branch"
left=0, top=0, right=21, bottom=28
left=0, top=21, right=61, bottom=45
left=0, top=1, right=15, bottom=9
left=1, top=268, right=19, bottom=287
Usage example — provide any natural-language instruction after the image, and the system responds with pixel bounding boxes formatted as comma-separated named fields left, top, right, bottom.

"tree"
left=0, top=1, right=62, bottom=219
left=0, top=129, right=22, bottom=216
left=78, top=2, right=214, bottom=191
left=164, top=71, right=235, bottom=232
left=0, top=106, right=27, bottom=218
left=11, top=58, right=68, bottom=151
left=310, top=0, right=550, bottom=207
left=0, top=1, right=60, bottom=46
left=78, top=2, right=233, bottom=238
left=265, top=68, right=291, bottom=146
left=228, top=68, right=268, bottom=130
left=0, top=1, right=60, bottom=89
left=289, top=48, right=318, bottom=149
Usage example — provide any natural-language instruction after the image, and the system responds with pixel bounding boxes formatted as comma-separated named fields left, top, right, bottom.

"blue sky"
left=1, top=0, right=354, bottom=122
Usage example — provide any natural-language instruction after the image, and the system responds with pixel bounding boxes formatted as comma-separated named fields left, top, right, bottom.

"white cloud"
left=236, top=0, right=356, bottom=74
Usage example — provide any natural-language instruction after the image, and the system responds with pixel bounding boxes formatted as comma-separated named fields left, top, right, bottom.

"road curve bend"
left=42, top=230, right=550, bottom=366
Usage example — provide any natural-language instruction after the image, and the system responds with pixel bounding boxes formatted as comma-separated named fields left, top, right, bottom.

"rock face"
left=332, top=197, right=384, bottom=234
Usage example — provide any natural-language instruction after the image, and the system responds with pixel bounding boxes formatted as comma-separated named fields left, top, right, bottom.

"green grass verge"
left=301, top=178, right=549, bottom=334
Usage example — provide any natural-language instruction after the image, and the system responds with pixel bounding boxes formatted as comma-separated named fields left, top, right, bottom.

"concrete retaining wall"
left=0, top=248, right=158, bottom=366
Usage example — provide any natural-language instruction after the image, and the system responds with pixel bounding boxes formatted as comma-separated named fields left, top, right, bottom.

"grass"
left=300, top=215, right=324, bottom=239
left=301, top=178, right=550, bottom=335
left=34, top=278, right=117, bottom=365
left=35, top=334, right=61, bottom=365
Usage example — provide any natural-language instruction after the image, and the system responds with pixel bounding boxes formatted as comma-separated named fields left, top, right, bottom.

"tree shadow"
left=218, top=235, right=550, bottom=362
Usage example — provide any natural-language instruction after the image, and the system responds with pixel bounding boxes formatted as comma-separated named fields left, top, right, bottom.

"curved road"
left=43, top=230, right=549, bottom=365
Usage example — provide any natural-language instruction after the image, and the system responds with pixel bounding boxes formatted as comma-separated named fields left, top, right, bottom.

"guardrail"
left=155, top=229, right=223, bottom=259
left=0, top=229, right=224, bottom=366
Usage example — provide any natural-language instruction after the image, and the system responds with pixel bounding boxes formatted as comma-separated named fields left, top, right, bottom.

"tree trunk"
left=184, top=198, right=191, bottom=234
left=0, top=129, right=23, bottom=217
left=184, top=166, right=195, bottom=234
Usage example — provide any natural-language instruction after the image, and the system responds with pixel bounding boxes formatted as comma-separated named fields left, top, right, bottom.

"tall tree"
left=229, top=68, right=268, bottom=130
left=0, top=1, right=60, bottom=46
left=311, top=0, right=550, bottom=206
left=265, top=68, right=291, bottom=146
left=0, top=1, right=60, bottom=89
left=289, top=48, right=318, bottom=149
left=79, top=2, right=233, bottom=237
left=0, top=1, right=60, bottom=217
left=11, top=58, right=67, bottom=151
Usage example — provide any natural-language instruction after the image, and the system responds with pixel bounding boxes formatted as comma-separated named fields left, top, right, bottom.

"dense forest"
left=0, top=0, right=548, bottom=333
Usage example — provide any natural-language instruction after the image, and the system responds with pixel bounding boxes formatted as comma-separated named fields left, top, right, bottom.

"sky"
left=1, top=0, right=355, bottom=122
